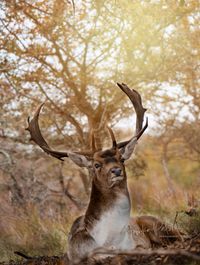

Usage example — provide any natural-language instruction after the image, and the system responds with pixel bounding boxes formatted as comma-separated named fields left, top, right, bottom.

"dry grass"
left=0, top=205, right=72, bottom=262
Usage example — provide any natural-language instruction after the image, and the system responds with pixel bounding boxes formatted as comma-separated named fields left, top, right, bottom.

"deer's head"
left=67, top=126, right=146, bottom=190
left=26, top=83, right=147, bottom=190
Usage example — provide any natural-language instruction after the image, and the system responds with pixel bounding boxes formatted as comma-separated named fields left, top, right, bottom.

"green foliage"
left=179, top=209, right=200, bottom=236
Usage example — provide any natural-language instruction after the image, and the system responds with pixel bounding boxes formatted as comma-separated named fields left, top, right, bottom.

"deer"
left=26, top=83, right=181, bottom=262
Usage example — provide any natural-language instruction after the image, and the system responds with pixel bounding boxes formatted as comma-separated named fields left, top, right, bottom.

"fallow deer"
left=26, top=83, right=181, bottom=262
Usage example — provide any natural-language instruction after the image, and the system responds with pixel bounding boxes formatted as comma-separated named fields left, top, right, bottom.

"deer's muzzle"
left=109, top=167, right=124, bottom=187
left=111, top=167, right=122, bottom=176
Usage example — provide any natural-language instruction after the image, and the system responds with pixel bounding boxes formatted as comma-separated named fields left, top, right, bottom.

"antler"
left=26, top=84, right=147, bottom=160
left=116, top=83, right=148, bottom=149
left=107, top=126, right=117, bottom=149
left=90, top=130, right=98, bottom=153
left=26, top=103, right=94, bottom=161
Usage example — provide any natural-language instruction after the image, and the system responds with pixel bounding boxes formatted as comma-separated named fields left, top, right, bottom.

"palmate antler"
left=26, top=84, right=148, bottom=160
left=26, top=104, right=94, bottom=161
left=116, top=83, right=148, bottom=149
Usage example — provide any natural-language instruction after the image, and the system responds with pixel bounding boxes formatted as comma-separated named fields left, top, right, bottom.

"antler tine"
left=116, top=83, right=148, bottom=149
left=26, top=103, right=69, bottom=161
left=90, top=130, right=97, bottom=152
left=26, top=103, right=94, bottom=160
left=107, top=126, right=117, bottom=149
left=117, top=117, right=148, bottom=149
left=136, top=117, right=148, bottom=139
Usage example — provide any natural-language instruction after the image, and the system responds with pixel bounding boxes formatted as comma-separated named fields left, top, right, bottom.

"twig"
left=173, top=211, right=179, bottom=229
left=173, top=211, right=184, bottom=241
left=14, top=251, right=32, bottom=260
left=90, top=248, right=200, bottom=261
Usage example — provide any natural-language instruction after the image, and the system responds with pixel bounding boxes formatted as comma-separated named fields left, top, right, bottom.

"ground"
left=1, top=234, right=200, bottom=265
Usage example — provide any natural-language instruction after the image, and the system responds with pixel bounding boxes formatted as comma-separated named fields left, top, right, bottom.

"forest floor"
left=1, top=233, right=200, bottom=265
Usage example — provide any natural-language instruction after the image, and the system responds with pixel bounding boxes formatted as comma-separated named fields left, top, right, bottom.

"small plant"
left=180, top=208, right=200, bottom=236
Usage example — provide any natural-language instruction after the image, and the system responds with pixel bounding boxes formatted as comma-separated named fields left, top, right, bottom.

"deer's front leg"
left=68, top=228, right=98, bottom=262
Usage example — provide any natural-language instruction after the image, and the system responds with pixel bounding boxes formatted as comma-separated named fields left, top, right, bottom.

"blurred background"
left=0, top=0, right=199, bottom=261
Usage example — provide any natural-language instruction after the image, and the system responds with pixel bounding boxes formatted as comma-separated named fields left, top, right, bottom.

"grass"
left=0, top=197, right=199, bottom=263
left=0, top=206, right=71, bottom=262
left=178, top=208, right=200, bottom=236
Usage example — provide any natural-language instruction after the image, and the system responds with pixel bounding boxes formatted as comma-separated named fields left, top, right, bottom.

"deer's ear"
left=120, top=137, right=137, bottom=160
left=68, top=152, right=92, bottom=168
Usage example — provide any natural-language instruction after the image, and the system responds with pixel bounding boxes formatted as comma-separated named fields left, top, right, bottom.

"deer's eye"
left=94, top=163, right=101, bottom=169
left=120, top=158, right=125, bottom=164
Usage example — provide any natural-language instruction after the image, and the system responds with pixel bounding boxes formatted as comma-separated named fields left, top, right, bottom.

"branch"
left=36, top=82, right=85, bottom=144
left=0, top=18, right=27, bottom=51
left=91, top=248, right=200, bottom=261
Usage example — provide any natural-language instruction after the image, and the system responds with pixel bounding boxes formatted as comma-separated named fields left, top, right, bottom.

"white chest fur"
left=90, top=194, right=135, bottom=249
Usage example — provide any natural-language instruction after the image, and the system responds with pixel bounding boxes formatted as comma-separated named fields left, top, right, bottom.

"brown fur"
left=134, top=215, right=182, bottom=246
left=67, top=149, right=181, bottom=261
left=68, top=148, right=131, bottom=261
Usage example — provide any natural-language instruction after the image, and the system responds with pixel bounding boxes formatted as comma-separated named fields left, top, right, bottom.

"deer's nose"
left=111, top=167, right=122, bottom=176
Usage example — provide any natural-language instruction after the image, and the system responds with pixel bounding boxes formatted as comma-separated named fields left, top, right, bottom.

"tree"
left=0, top=0, right=199, bottom=211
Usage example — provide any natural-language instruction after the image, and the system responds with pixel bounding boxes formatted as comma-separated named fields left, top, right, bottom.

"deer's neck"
left=84, top=181, right=131, bottom=246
